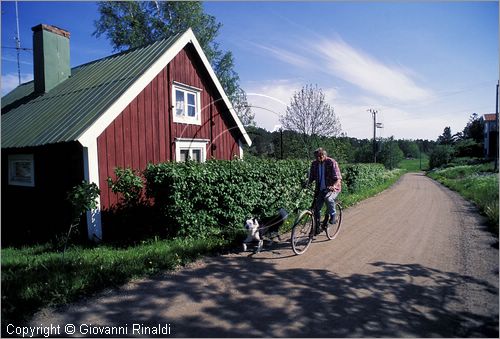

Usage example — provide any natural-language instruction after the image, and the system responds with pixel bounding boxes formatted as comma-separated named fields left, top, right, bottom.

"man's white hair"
left=314, top=147, right=327, bottom=157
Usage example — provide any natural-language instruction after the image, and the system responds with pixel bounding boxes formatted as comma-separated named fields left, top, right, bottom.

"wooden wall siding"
left=170, top=46, right=241, bottom=160
left=97, top=68, right=171, bottom=208
left=98, top=45, right=241, bottom=209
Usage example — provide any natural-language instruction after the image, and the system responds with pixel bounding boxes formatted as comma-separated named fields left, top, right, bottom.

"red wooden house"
left=1, top=24, right=251, bottom=244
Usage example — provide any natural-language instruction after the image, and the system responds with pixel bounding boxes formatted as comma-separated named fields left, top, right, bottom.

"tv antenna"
left=14, top=0, right=22, bottom=85
left=2, top=1, right=32, bottom=84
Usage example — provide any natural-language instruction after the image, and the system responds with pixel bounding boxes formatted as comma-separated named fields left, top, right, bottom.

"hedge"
left=143, top=160, right=390, bottom=239
left=342, top=163, right=388, bottom=193
left=144, top=159, right=310, bottom=238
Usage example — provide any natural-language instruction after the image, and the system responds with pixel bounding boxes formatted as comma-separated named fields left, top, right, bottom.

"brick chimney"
left=31, top=24, right=71, bottom=93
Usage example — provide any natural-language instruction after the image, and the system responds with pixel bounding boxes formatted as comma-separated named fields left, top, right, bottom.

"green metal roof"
left=2, top=33, right=181, bottom=149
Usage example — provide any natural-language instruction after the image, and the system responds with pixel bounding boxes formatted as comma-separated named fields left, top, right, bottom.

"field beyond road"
left=28, top=173, right=498, bottom=337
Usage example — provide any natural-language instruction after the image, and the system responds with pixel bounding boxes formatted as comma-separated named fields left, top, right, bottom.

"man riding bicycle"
left=307, top=147, right=342, bottom=233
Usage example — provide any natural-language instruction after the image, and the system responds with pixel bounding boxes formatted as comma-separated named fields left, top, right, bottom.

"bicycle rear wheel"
left=291, top=210, right=314, bottom=255
left=325, top=202, right=342, bottom=240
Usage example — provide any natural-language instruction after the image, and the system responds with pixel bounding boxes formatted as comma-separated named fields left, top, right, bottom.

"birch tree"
left=280, top=84, right=342, bottom=138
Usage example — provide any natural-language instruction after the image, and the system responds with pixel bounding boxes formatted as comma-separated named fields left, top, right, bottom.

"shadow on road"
left=48, top=256, right=498, bottom=338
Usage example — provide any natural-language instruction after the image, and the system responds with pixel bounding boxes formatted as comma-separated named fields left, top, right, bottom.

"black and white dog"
left=243, top=208, right=288, bottom=252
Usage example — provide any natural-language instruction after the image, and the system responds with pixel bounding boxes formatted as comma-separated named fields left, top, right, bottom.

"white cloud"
left=333, top=101, right=471, bottom=141
left=253, top=34, right=433, bottom=104
left=1, top=73, right=33, bottom=96
left=244, top=79, right=299, bottom=131
left=251, top=42, right=312, bottom=69
left=243, top=77, right=455, bottom=140
left=244, top=33, right=449, bottom=139
left=313, top=38, right=433, bottom=103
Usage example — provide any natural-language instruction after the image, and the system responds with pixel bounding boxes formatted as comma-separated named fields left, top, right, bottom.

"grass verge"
left=427, top=163, right=499, bottom=235
left=1, top=237, right=233, bottom=327
left=398, top=155, right=429, bottom=172
left=1, top=167, right=405, bottom=327
left=341, top=169, right=403, bottom=208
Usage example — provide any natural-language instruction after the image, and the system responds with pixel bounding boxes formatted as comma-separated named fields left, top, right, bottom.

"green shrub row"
left=144, top=159, right=311, bottom=238
left=342, top=163, right=388, bottom=193
left=143, top=160, right=394, bottom=238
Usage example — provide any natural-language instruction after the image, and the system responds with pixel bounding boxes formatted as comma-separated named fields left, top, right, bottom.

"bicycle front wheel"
left=325, top=202, right=342, bottom=240
left=291, top=210, right=314, bottom=255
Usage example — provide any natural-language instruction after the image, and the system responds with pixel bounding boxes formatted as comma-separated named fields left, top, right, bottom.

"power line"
left=2, top=46, right=32, bottom=51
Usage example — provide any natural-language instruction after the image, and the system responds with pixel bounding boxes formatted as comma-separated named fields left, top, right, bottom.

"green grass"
left=1, top=237, right=233, bottom=326
left=398, top=155, right=429, bottom=172
left=1, top=167, right=406, bottom=326
left=427, top=163, right=499, bottom=234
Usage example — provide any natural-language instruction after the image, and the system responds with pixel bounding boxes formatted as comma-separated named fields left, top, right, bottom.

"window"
left=8, top=154, right=35, bottom=187
left=173, top=82, right=201, bottom=125
left=175, top=139, right=208, bottom=163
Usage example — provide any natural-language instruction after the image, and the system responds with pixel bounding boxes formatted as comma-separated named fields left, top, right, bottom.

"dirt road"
left=30, top=173, right=498, bottom=337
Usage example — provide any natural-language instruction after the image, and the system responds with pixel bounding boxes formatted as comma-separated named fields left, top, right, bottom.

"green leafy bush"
left=143, top=160, right=398, bottom=239
left=454, top=138, right=483, bottom=158
left=342, top=163, right=387, bottom=193
left=107, top=167, right=144, bottom=205
left=144, top=159, right=311, bottom=238
left=378, top=141, right=404, bottom=169
left=64, top=181, right=100, bottom=246
left=429, top=145, right=455, bottom=169
left=67, top=181, right=100, bottom=219
left=104, top=167, right=158, bottom=244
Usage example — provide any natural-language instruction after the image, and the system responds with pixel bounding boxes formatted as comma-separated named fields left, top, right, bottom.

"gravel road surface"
left=29, top=173, right=499, bottom=337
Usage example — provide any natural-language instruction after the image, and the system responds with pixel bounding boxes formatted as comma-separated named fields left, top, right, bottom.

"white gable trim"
left=239, top=139, right=244, bottom=159
left=78, top=30, right=191, bottom=146
left=78, top=28, right=251, bottom=147
left=186, top=32, right=252, bottom=147
left=82, top=140, right=102, bottom=242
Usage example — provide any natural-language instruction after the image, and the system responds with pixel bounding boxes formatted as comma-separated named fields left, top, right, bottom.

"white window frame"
left=8, top=154, right=35, bottom=187
left=175, top=139, right=208, bottom=163
left=172, top=82, right=202, bottom=125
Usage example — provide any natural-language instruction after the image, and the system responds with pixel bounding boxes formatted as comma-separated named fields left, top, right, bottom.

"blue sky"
left=2, top=1, right=498, bottom=140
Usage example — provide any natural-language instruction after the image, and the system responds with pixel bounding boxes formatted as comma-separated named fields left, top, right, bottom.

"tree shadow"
left=30, top=257, right=498, bottom=338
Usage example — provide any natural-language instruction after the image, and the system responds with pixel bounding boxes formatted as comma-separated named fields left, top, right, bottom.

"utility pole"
left=368, top=109, right=383, bottom=163
left=368, top=109, right=378, bottom=162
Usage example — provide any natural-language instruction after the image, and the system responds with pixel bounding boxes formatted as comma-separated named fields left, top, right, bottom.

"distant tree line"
left=243, top=126, right=435, bottom=169
left=430, top=113, right=486, bottom=168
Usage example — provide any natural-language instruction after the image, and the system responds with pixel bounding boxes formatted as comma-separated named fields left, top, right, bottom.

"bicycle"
left=291, top=190, right=343, bottom=255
